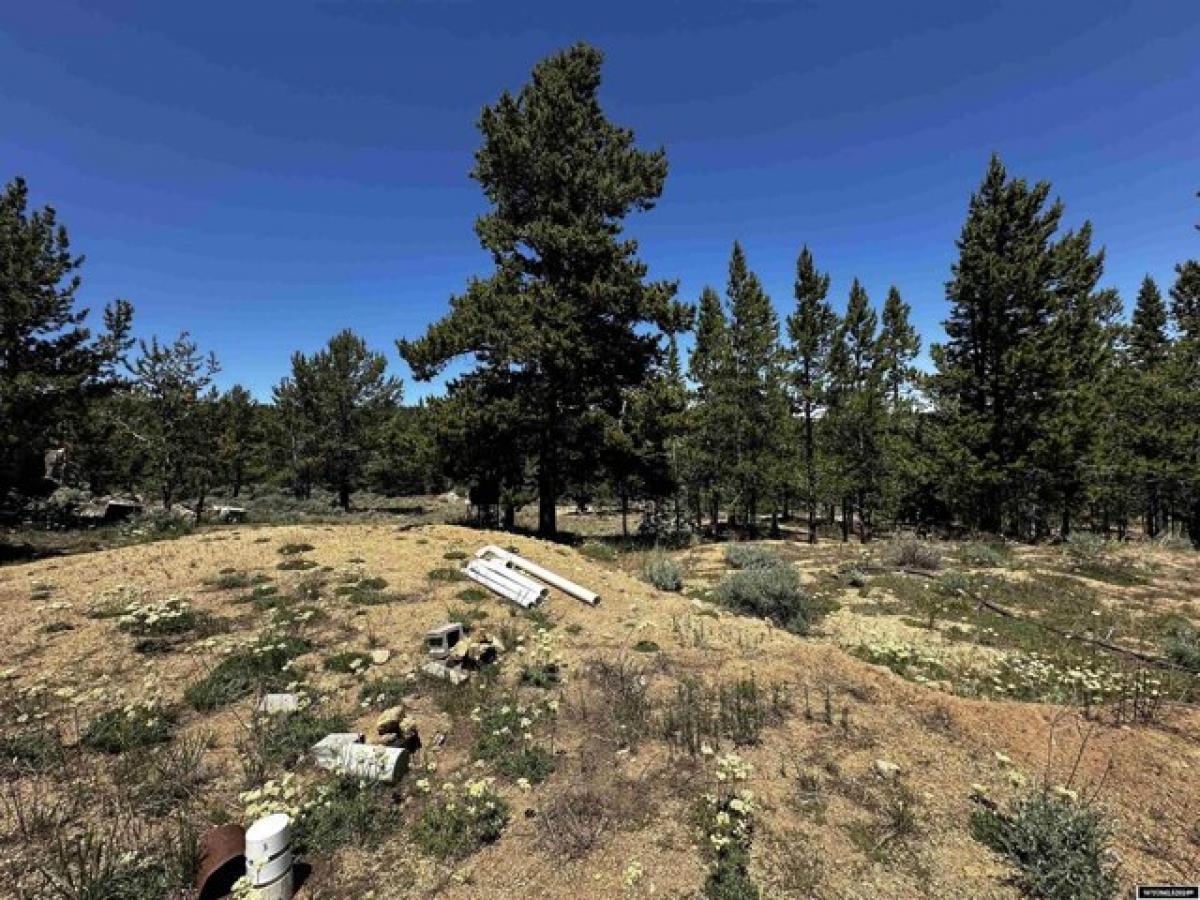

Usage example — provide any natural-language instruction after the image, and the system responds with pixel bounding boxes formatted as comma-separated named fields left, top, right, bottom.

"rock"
left=376, top=705, right=405, bottom=735
left=370, top=649, right=391, bottom=665
left=422, top=659, right=471, bottom=685
left=873, top=759, right=901, bottom=780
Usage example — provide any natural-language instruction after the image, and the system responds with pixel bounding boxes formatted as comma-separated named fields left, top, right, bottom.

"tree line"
left=2, top=43, right=1198, bottom=545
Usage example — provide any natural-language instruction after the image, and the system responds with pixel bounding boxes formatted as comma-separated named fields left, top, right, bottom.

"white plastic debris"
left=336, top=743, right=408, bottom=782
left=475, top=545, right=599, bottom=605
left=245, top=813, right=293, bottom=900
left=464, top=559, right=544, bottom=608
left=257, top=693, right=300, bottom=715
left=310, top=732, right=364, bottom=771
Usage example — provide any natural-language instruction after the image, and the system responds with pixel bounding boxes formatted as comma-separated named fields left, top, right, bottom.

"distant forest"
left=2, top=44, right=1198, bottom=545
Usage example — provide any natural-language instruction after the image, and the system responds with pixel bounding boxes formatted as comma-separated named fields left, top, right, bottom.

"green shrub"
left=117, top=597, right=202, bottom=637
left=1164, top=623, right=1200, bottom=672
left=0, top=728, right=66, bottom=773
left=184, top=636, right=309, bottom=710
left=580, top=541, right=618, bottom=562
left=642, top=552, right=684, bottom=591
left=277, top=558, right=318, bottom=571
left=299, top=776, right=401, bottom=854
left=457, top=587, right=489, bottom=603
left=82, top=705, right=175, bottom=754
left=443, top=550, right=469, bottom=560
left=471, top=704, right=556, bottom=783
left=724, top=544, right=783, bottom=571
left=278, top=542, right=316, bottom=555
left=427, top=567, right=467, bottom=582
left=335, top=575, right=399, bottom=605
left=260, top=712, right=350, bottom=769
left=412, top=779, right=509, bottom=860
left=887, top=539, right=941, bottom=571
left=632, top=639, right=660, bottom=653
left=1064, top=532, right=1107, bottom=563
left=715, top=566, right=816, bottom=633
left=957, top=542, right=1009, bottom=568
left=359, top=676, right=412, bottom=708
left=323, top=650, right=373, bottom=674
left=970, top=792, right=1116, bottom=900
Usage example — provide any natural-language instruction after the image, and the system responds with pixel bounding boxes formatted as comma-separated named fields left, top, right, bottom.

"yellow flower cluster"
left=239, top=773, right=303, bottom=822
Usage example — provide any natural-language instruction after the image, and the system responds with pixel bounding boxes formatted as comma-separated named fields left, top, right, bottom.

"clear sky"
left=3, top=0, right=1198, bottom=400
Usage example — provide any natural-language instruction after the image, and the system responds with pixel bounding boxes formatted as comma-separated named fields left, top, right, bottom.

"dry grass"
left=0, top=522, right=1197, bottom=897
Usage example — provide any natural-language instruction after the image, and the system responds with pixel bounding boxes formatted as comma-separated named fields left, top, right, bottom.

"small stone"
left=370, top=649, right=391, bottom=665
left=873, top=759, right=901, bottom=780
left=376, top=705, right=405, bottom=735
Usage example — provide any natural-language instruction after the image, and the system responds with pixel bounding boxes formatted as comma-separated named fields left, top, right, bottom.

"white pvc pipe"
left=464, top=560, right=540, bottom=608
left=476, top=545, right=600, bottom=605
left=481, top=563, right=544, bottom=608
left=476, top=558, right=549, bottom=601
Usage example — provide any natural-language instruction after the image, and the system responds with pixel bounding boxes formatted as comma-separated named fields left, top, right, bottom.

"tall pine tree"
left=784, top=246, right=836, bottom=543
left=398, top=44, right=676, bottom=535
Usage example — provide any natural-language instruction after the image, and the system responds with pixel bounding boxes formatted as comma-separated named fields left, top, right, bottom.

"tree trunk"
left=502, top=502, right=515, bottom=530
left=710, top=492, right=720, bottom=536
left=620, top=487, right=629, bottom=539
left=338, top=482, right=351, bottom=512
left=1188, top=497, right=1200, bottom=550
left=840, top=497, right=850, bottom=542
left=537, top=461, right=556, bottom=536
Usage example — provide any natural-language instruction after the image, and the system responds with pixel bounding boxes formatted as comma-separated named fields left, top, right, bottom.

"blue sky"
left=3, top=0, right=1198, bottom=400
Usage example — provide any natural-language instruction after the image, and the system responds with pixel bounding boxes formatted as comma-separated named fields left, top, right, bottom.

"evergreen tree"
left=398, top=43, right=676, bottom=535
left=826, top=279, right=886, bottom=541
left=216, top=385, right=258, bottom=498
left=277, top=330, right=401, bottom=511
left=1168, top=201, right=1200, bottom=545
left=877, top=286, right=920, bottom=409
left=929, top=155, right=1111, bottom=536
left=125, top=332, right=220, bottom=512
left=0, top=176, right=133, bottom=499
left=723, top=242, right=787, bottom=532
left=1129, top=276, right=1169, bottom=370
left=685, top=286, right=732, bottom=532
left=1115, top=276, right=1172, bottom=537
left=784, top=246, right=836, bottom=543
left=876, top=286, right=925, bottom=528
left=1034, top=224, right=1119, bottom=536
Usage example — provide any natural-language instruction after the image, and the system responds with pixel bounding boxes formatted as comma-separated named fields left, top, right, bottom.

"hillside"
left=1, top=523, right=1198, bottom=898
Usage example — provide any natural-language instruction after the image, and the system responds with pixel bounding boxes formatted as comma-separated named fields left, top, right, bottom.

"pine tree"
left=724, top=242, right=786, bottom=532
left=685, top=286, right=732, bottom=532
left=277, top=330, right=401, bottom=511
left=876, top=286, right=924, bottom=527
left=929, top=155, right=1110, bottom=536
left=398, top=44, right=675, bottom=535
left=878, top=287, right=920, bottom=409
left=216, top=385, right=258, bottom=498
left=826, top=279, right=885, bottom=541
left=1129, top=276, right=1169, bottom=370
left=1034, top=223, right=1119, bottom=537
left=0, top=176, right=133, bottom=497
left=125, top=333, right=220, bottom=512
left=1120, top=276, right=1172, bottom=537
left=784, top=246, right=836, bottom=543
left=1168, top=197, right=1200, bottom=545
